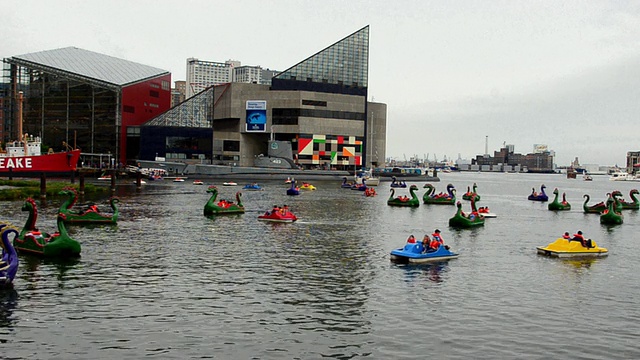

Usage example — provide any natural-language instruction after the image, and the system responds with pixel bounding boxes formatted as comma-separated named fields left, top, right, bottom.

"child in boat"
left=407, top=235, right=416, bottom=243
left=562, top=232, right=571, bottom=240
left=422, top=235, right=431, bottom=253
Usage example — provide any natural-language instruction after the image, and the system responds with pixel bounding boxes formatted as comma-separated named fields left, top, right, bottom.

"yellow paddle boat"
left=537, top=238, right=608, bottom=258
left=300, top=182, right=316, bottom=191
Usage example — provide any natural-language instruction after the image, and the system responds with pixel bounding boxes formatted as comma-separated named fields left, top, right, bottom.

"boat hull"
left=0, top=150, right=80, bottom=174
left=390, top=244, right=459, bottom=264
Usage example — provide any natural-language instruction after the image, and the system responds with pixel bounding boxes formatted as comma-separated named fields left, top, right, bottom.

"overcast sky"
left=3, top=0, right=639, bottom=166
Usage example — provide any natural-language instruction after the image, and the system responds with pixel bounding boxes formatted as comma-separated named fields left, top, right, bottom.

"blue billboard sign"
left=246, top=100, right=267, bottom=132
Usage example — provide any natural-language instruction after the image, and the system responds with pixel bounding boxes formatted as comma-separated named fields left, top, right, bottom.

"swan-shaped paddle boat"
left=0, top=224, right=19, bottom=288
left=448, top=200, right=485, bottom=228
left=528, top=184, right=548, bottom=201
left=390, top=236, right=459, bottom=264
left=423, top=183, right=456, bottom=205
left=57, top=187, right=119, bottom=224
left=548, top=188, right=571, bottom=211
left=477, top=206, right=497, bottom=218
left=461, top=183, right=480, bottom=202
left=203, top=186, right=245, bottom=215
left=387, top=185, right=420, bottom=207
left=615, top=189, right=639, bottom=210
left=14, top=198, right=81, bottom=258
left=351, top=179, right=367, bottom=191
left=583, top=194, right=607, bottom=214
left=341, top=177, right=355, bottom=188
left=287, top=179, right=301, bottom=196
left=600, top=197, right=623, bottom=225
left=390, top=176, right=407, bottom=188
left=242, top=183, right=264, bottom=191
left=300, top=182, right=316, bottom=191
left=258, top=206, right=298, bottom=223
left=537, top=237, right=608, bottom=258
left=364, top=187, right=377, bottom=197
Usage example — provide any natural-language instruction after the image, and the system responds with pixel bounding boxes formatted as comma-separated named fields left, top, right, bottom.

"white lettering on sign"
left=0, top=157, right=33, bottom=169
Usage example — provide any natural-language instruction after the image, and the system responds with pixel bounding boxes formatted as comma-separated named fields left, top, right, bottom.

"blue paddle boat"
left=242, top=183, right=264, bottom=191
left=390, top=237, right=459, bottom=264
left=390, top=176, right=407, bottom=188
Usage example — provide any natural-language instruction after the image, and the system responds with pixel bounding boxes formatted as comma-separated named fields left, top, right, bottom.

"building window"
left=150, top=90, right=159, bottom=98
left=223, top=140, right=240, bottom=152
left=301, top=100, right=327, bottom=107
left=162, top=80, right=170, bottom=91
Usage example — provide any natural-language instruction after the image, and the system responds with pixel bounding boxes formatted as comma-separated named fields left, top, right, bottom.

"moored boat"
left=0, top=93, right=81, bottom=175
left=242, top=183, right=264, bottom=191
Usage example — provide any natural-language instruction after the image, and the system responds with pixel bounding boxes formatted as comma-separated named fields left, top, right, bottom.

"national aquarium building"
left=143, top=25, right=387, bottom=170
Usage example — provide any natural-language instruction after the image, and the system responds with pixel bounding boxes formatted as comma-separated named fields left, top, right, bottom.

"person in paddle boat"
left=83, top=204, right=99, bottom=214
left=280, top=205, right=289, bottom=215
left=430, top=229, right=449, bottom=250
left=421, top=235, right=431, bottom=253
left=571, top=230, right=594, bottom=248
left=271, top=205, right=281, bottom=215
left=407, top=235, right=416, bottom=244
left=562, top=232, right=571, bottom=240
left=218, top=199, right=230, bottom=208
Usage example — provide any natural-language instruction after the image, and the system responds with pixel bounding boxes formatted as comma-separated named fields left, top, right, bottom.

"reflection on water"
left=0, top=174, right=639, bottom=358
left=395, top=261, right=451, bottom=284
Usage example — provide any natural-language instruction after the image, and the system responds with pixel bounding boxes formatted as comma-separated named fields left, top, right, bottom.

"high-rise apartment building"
left=186, top=59, right=278, bottom=98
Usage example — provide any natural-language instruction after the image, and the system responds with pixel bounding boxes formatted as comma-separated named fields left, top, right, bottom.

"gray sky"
left=3, top=0, right=639, bottom=166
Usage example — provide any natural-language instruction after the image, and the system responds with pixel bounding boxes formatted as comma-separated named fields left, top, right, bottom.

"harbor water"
left=1, top=172, right=639, bottom=359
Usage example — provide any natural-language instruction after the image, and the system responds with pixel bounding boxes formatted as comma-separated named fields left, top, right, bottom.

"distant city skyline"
left=2, top=1, right=639, bottom=166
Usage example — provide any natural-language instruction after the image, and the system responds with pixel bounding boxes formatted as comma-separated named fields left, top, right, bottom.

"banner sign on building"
left=246, top=100, right=267, bottom=132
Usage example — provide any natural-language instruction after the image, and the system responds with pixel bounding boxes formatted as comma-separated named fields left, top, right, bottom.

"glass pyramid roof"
left=9, top=47, right=169, bottom=86
left=274, top=26, right=369, bottom=87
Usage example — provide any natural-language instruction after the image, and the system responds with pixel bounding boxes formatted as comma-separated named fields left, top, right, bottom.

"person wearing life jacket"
left=429, top=230, right=443, bottom=250
left=407, top=235, right=416, bottom=243
left=421, top=235, right=431, bottom=253
left=562, top=232, right=571, bottom=240
left=572, top=231, right=587, bottom=247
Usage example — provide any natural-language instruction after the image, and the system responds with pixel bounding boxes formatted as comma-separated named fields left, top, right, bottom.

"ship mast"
left=17, top=91, right=28, bottom=156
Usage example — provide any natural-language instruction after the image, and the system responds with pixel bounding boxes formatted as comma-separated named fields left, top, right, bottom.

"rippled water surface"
left=1, top=172, right=640, bottom=359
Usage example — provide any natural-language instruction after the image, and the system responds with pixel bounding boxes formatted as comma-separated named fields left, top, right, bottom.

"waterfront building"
left=171, top=80, right=186, bottom=107
left=469, top=145, right=554, bottom=172
left=2, top=47, right=171, bottom=164
left=627, top=151, right=640, bottom=174
left=185, top=59, right=278, bottom=99
left=143, top=25, right=386, bottom=170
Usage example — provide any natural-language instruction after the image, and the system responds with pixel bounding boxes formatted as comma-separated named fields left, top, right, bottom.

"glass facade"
left=273, top=26, right=369, bottom=89
left=144, top=86, right=213, bottom=128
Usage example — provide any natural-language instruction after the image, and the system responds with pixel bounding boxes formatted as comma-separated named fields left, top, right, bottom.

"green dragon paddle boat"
left=14, top=198, right=81, bottom=258
left=387, top=185, right=420, bottom=207
left=57, top=187, right=119, bottom=224
left=449, top=200, right=485, bottom=228
left=204, top=186, right=245, bottom=215
left=548, top=188, right=571, bottom=211
left=615, top=189, right=639, bottom=210
left=462, top=183, right=480, bottom=202
left=583, top=194, right=607, bottom=213
left=423, top=183, right=456, bottom=205
left=600, top=197, right=623, bottom=225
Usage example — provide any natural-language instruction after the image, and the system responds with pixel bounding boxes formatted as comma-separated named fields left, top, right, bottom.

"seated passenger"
left=407, top=235, right=416, bottom=243
left=562, top=232, right=571, bottom=240
left=572, top=231, right=588, bottom=247
left=422, top=235, right=431, bottom=253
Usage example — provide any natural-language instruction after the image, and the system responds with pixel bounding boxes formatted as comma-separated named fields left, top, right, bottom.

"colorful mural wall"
left=295, top=134, right=363, bottom=167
